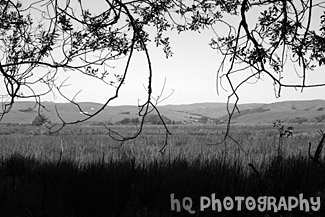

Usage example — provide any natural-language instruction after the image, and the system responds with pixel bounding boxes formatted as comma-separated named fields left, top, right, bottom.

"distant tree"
left=199, top=116, right=209, bottom=124
left=130, top=117, right=140, bottom=125
left=32, top=114, right=49, bottom=126
left=146, top=114, right=171, bottom=125
left=119, top=118, right=131, bottom=125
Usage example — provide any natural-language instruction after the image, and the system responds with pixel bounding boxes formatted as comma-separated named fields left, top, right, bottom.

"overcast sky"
left=57, top=28, right=325, bottom=106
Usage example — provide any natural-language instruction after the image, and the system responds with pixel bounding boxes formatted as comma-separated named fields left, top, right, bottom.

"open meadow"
left=0, top=123, right=325, bottom=216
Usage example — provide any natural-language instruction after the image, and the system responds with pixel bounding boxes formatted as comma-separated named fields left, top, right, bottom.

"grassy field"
left=0, top=123, right=324, bottom=216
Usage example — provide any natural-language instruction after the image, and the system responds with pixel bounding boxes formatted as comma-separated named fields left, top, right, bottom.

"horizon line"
left=11, top=98, right=325, bottom=106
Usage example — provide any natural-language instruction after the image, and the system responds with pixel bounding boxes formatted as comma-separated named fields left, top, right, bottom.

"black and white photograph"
left=0, top=0, right=325, bottom=216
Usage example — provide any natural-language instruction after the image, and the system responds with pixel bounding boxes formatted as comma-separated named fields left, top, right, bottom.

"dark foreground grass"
left=0, top=153, right=324, bottom=217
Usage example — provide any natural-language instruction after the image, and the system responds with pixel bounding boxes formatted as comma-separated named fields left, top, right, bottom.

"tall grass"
left=0, top=124, right=324, bottom=216
left=0, top=153, right=324, bottom=216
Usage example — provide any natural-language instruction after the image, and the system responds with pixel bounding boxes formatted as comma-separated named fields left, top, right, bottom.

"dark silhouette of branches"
left=207, top=0, right=325, bottom=140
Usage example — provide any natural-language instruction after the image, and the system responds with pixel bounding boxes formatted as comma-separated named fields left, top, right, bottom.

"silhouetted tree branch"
left=208, top=0, right=325, bottom=140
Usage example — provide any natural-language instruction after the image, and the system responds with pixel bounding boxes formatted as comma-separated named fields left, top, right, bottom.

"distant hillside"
left=160, top=102, right=264, bottom=119
left=1, top=100, right=325, bottom=125
left=218, top=99, right=325, bottom=124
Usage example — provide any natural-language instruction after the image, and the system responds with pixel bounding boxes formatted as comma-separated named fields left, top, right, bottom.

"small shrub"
left=32, top=114, right=49, bottom=126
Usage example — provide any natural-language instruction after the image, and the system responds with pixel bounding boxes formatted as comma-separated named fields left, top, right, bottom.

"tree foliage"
left=1, top=0, right=325, bottom=143
left=145, top=114, right=171, bottom=125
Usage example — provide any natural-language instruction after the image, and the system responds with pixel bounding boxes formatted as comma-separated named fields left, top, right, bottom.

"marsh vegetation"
left=0, top=123, right=324, bottom=216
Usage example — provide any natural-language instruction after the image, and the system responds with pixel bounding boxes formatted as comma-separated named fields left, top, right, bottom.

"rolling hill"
left=1, top=99, right=325, bottom=125
left=217, top=99, right=325, bottom=124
